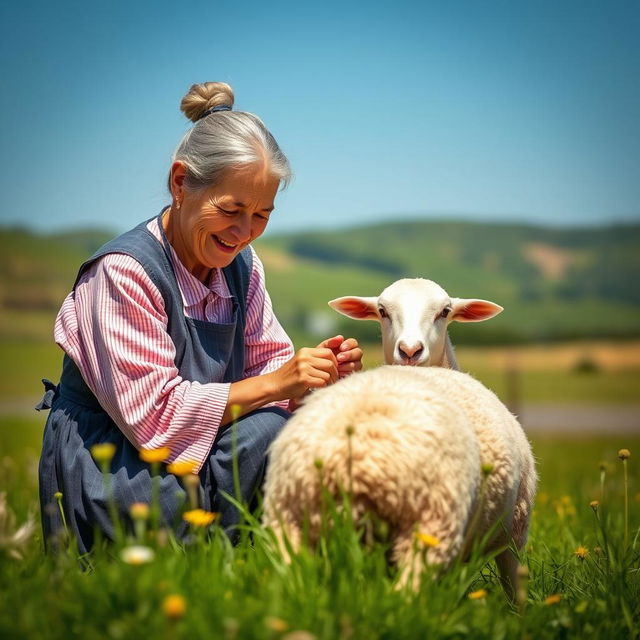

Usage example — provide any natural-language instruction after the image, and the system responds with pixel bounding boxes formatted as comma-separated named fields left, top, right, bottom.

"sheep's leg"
left=495, top=548, right=518, bottom=601
left=393, top=525, right=460, bottom=591
left=392, top=530, right=425, bottom=591
left=265, top=519, right=302, bottom=563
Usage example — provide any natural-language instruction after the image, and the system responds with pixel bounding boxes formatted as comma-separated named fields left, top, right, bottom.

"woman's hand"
left=286, top=335, right=363, bottom=411
left=317, top=335, right=363, bottom=378
left=225, top=336, right=363, bottom=420
left=266, top=346, right=339, bottom=401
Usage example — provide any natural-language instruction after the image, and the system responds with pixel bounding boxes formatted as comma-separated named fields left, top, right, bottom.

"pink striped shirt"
left=54, top=218, right=294, bottom=470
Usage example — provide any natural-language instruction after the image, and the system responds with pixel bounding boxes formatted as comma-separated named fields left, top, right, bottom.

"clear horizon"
left=1, top=0, right=638, bottom=235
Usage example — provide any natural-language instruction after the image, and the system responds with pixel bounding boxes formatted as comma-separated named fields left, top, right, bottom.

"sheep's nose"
left=398, top=341, right=425, bottom=361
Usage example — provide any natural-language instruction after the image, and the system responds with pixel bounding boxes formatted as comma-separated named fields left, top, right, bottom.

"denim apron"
left=38, top=212, right=289, bottom=553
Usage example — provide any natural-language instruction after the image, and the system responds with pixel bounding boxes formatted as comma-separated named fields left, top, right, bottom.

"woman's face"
left=168, top=162, right=280, bottom=280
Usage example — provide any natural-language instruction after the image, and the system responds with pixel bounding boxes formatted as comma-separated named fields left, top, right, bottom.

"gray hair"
left=169, top=83, right=291, bottom=193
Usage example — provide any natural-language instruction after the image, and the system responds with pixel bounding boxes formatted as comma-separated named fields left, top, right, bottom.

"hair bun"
left=180, top=82, right=235, bottom=123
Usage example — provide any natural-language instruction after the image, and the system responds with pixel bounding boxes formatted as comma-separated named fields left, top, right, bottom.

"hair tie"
left=198, top=104, right=232, bottom=120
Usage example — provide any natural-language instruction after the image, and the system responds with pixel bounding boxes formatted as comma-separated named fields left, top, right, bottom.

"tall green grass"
left=1, top=421, right=638, bottom=639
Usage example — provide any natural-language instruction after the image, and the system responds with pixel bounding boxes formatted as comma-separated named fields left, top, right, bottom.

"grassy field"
left=0, top=417, right=638, bottom=639
left=1, top=337, right=638, bottom=638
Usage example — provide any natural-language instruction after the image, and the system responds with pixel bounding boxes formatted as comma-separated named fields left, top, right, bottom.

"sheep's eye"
left=440, top=307, right=452, bottom=319
left=378, top=306, right=388, bottom=319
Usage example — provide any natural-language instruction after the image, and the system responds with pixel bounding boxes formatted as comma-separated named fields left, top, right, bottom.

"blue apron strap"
left=35, top=378, right=59, bottom=411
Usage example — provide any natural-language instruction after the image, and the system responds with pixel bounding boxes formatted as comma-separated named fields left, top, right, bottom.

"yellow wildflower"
left=575, top=545, right=589, bottom=559
left=167, top=460, right=199, bottom=476
left=129, top=502, right=150, bottom=520
left=481, top=462, right=494, bottom=476
left=544, top=594, right=562, bottom=605
left=182, top=509, right=217, bottom=527
left=468, top=589, right=487, bottom=600
left=618, top=449, right=631, bottom=461
left=414, top=532, right=440, bottom=548
left=90, top=443, right=116, bottom=464
left=265, top=617, right=289, bottom=632
left=139, top=447, right=171, bottom=464
left=162, top=594, right=187, bottom=620
left=589, top=500, right=599, bottom=511
left=120, top=545, right=155, bottom=565
left=230, top=403, right=242, bottom=421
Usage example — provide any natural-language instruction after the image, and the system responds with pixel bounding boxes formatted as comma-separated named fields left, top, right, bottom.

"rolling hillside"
left=1, top=219, right=639, bottom=346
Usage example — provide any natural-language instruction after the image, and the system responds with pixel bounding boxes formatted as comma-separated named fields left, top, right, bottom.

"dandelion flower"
left=589, top=500, right=599, bottom=511
left=129, top=502, right=150, bottom=520
left=182, top=509, right=217, bottom=527
left=481, top=462, right=494, bottom=476
left=53, top=491, right=63, bottom=500
left=544, top=594, right=562, bottom=606
left=120, top=545, right=155, bottom=565
left=468, top=589, right=487, bottom=600
left=162, top=594, right=187, bottom=620
left=90, top=443, right=116, bottom=464
left=265, top=617, right=289, bottom=632
left=139, top=447, right=171, bottom=464
left=230, top=404, right=242, bottom=421
left=414, top=532, right=440, bottom=548
left=574, top=545, right=589, bottom=559
left=167, top=460, right=198, bottom=476
left=618, top=449, right=630, bottom=460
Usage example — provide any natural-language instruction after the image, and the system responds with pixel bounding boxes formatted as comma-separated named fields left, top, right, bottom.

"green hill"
left=1, top=219, right=639, bottom=346
left=255, top=219, right=640, bottom=345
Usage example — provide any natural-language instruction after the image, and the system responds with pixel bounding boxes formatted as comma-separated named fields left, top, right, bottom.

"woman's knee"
left=240, top=406, right=289, bottom=448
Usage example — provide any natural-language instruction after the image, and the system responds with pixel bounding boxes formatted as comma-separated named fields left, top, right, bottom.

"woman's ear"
left=328, top=296, right=380, bottom=321
left=450, top=298, right=503, bottom=323
left=169, top=162, right=187, bottom=202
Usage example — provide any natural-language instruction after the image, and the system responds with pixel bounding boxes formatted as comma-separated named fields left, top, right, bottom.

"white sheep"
left=328, top=277, right=504, bottom=369
left=262, top=278, right=537, bottom=595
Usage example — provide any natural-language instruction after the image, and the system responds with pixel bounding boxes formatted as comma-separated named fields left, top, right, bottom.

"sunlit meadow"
left=0, top=413, right=638, bottom=639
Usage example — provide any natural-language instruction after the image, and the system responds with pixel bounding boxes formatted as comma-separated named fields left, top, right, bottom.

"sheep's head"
left=329, top=278, right=503, bottom=367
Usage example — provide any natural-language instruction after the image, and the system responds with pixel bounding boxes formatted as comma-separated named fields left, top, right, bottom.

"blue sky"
left=1, top=0, right=638, bottom=235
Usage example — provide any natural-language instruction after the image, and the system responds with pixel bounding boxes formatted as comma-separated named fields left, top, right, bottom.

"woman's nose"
left=231, top=214, right=253, bottom=242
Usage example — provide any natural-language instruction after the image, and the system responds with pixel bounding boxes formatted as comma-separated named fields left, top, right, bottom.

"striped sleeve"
left=243, top=247, right=295, bottom=410
left=54, top=253, right=227, bottom=470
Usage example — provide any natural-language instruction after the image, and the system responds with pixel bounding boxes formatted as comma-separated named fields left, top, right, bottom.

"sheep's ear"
left=328, top=296, right=380, bottom=321
left=450, top=298, right=503, bottom=323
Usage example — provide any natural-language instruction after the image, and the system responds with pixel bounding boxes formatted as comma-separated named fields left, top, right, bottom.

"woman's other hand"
left=317, top=335, right=363, bottom=378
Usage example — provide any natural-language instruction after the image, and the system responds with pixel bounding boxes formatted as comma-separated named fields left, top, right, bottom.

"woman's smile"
left=212, top=234, right=239, bottom=252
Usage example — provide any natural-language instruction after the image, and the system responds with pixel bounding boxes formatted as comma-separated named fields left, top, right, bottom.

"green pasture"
left=0, top=414, right=638, bottom=639
left=2, top=340, right=640, bottom=410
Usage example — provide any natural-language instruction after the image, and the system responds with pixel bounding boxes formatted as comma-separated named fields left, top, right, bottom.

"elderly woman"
left=38, top=82, right=362, bottom=552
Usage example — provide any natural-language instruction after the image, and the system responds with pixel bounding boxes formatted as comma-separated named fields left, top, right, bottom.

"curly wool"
left=262, top=366, right=537, bottom=588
